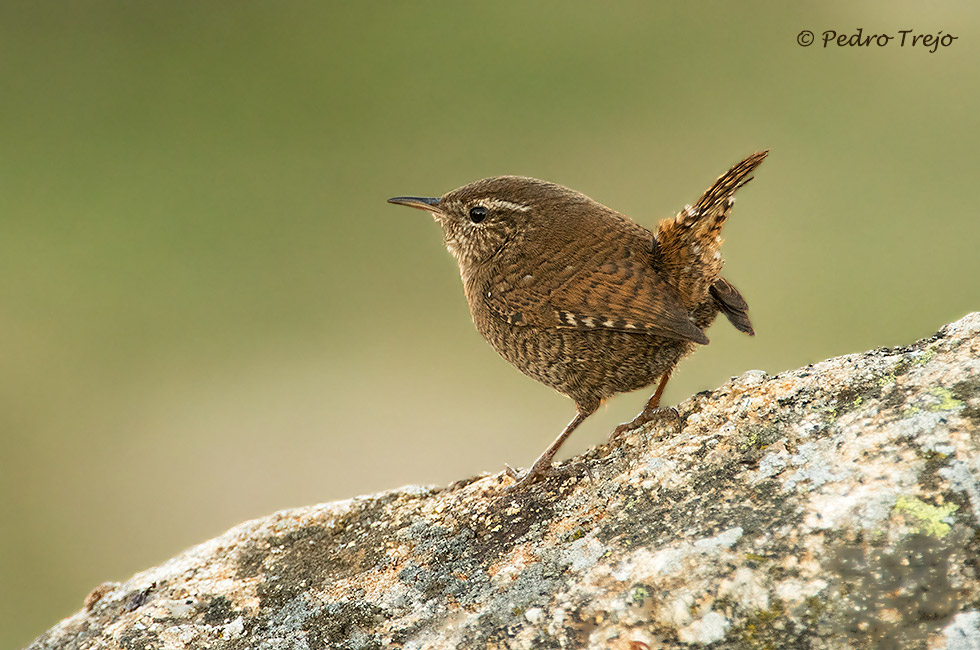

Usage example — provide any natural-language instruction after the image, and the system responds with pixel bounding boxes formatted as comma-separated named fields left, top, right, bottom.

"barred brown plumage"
left=389, top=150, right=768, bottom=490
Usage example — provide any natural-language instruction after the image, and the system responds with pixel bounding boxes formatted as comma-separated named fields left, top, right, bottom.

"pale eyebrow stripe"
left=479, top=198, right=531, bottom=213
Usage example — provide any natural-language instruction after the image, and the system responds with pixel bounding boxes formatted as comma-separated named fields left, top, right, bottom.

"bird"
left=388, top=151, right=767, bottom=489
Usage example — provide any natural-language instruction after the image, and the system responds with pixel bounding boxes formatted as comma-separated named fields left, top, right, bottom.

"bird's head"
left=389, top=175, right=595, bottom=269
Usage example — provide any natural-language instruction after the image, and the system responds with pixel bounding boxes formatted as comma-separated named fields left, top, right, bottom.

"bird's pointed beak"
left=387, top=196, right=443, bottom=214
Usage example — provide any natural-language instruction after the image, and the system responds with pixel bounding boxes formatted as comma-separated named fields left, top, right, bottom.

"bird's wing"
left=485, top=256, right=709, bottom=344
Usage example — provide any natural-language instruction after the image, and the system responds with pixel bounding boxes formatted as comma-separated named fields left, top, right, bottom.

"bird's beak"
left=387, top=196, right=443, bottom=214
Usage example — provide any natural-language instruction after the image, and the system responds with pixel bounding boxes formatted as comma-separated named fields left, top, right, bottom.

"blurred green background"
left=2, top=1, right=978, bottom=645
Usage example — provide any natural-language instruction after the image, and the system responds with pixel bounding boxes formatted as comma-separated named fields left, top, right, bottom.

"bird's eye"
left=469, top=206, right=488, bottom=223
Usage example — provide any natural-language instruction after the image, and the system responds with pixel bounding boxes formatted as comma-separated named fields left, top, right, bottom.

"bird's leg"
left=505, top=408, right=593, bottom=490
left=608, top=371, right=679, bottom=441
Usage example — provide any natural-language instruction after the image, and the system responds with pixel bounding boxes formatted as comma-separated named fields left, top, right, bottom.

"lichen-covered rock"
left=28, top=314, right=980, bottom=650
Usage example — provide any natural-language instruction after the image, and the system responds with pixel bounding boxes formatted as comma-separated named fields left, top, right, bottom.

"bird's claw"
left=503, top=463, right=553, bottom=490
left=608, top=406, right=681, bottom=442
left=503, top=461, right=591, bottom=491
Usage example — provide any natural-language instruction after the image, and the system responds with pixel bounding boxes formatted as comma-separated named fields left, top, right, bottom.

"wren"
left=389, top=151, right=767, bottom=489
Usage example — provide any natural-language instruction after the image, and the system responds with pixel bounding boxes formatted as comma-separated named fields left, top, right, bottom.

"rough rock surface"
left=29, top=314, right=980, bottom=650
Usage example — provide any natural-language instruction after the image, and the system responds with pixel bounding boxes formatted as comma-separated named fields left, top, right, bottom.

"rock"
left=28, top=314, right=980, bottom=650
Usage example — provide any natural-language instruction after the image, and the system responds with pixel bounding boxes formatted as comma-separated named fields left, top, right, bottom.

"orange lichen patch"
left=84, top=582, right=119, bottom=611
left=487, top=545, right=538, bottom=582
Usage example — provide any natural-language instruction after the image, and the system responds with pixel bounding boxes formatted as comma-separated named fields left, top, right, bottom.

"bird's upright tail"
left=653, top=150, right=768, bottom=310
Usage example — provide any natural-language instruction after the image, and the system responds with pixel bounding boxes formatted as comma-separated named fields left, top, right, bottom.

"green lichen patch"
left=738, top=427, right=782, bottom=452
left=901, top=405, right=922, bottom=419
left=927, top=387, right=964, bottom=412
left=730, top=601, right=794, bottom=650
left=832, top=379, right=883, bottom=416
left=630, top=584, right=650, bottom=606
left=914, top=348, right=937, bottom=366
left=894, top=496, right=959, bottom=538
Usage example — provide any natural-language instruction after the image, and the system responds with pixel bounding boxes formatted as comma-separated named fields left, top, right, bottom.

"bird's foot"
left=608, top=406, right=681, bottom=442
left=503, top=462, right=558, bottom=490
left=503, top=460, right=592, bottom=491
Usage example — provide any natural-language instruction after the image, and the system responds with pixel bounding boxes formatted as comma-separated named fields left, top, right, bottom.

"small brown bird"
left=389, top=151, right=766, bottom=489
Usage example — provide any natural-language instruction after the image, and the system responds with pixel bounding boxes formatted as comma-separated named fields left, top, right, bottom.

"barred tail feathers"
left=653, top=151, right=767, bottom=309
